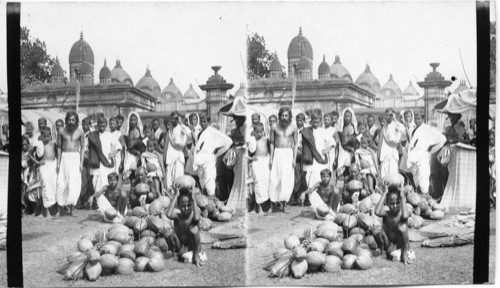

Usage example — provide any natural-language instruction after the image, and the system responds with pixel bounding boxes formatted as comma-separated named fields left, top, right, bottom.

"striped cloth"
left=441, top=144, right=476, bottom=208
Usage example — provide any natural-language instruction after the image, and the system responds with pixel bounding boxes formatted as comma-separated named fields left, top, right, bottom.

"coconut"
left=133, top=218, right=148, bottom=234
left=340, top=204, right=358, bottom=214
left=67, top=251, right=83, bottom=262
left=84, top=262, right=102, bottom=281
left=290, top=259, right=308, bottom=279
left=118, top=243, right=135, bottom=254
left=87, top=249, right=101, bottom=264
left=106, top=240, right=122, bottom=249
left=334, top=213, right=348, bottom=226
left=77, top=238, right=93, bottom=253
left=314, top=237, right=330, bottom=247
left=152, top=238, right=168, bottom=253
left=358, top=197, right=374, bottom=213
left=341, top=238, right=357, bottom=254
left=432, top=203, right=446, bottom=211
left=292, top=245, right=307, bottom=261
left=148, top=249, right=165, bottom=260
left=326, top=247, right=344, bottom=259
left=414, top=205, right=421, bottom=216
left=100, top=254, right=119, bottom=275
left=370, top=192, right=382, bottom=204
left=174, top=175, right=196, bottom=189
left=106, top=230, right=130, bottom=244
left=101, top=243, right=118, bottom=255
left=157, top=196, right=171, bottom=210
left=427, top=198, right=438, bottom=209
left=124, top=216, right=139, bottom=229
left=314, top=224, right=338, bottom=242
left=349, top=227, right=366, bottom=236
left=407, top=193, right=421, bottom=207
left=147, top=257, right=166, bottom=272
left=116, top=258, right=135, bottom=275
left=135, top=183, right=150, bottom=194
left=341, top=254, right=357, bottom=269
left=357, top=212, right=374, bottom=230
left=219, top=205, right=234, bottom=214
left=119, top=250, right=136, bottom=261
left=199, top=217, right=212, bottom=231
left=195, top=194, right=209, bottom=209
left=147, top=215, right=164, bottom=233
left=134, top=241, right=150, bottom=257
left=429, top=210, right=444, bottom=220
left=355, top=255, right=373, bottom=270
left=284, top=235, right=301, bottom=250
left=382, top=173, right=404, bottom=187
left=348, top=233, right=364, bottom=243
left=342, top=215, right=358, bottom=230
left=307, top=241, right=326, bottom=253
left=412, top=215, right=424, bottom=226
left=148, top=200, right=164, bottom=215
left=104, top=207, right=118, bottom=220
left=140, top=230, right=156, bottom=239
left=325, top=241, right=343, bottom=251
left=362, top=235, right=378, bottom=250
left=109, top=223, right=129, bottom=233
left=356, top=247, right=373, bottom=258
left=134, top=256, right=150, bottom=272
left=206, top=201, right=216, bottom=214
left=323, top=255, right=342, bottom=273
left=273, top=247, right=291, bottom=259
left=419, top=198, right=429, bottom=213
left=140, top=236, right=156, bottom=245
left=305, top=251, right=326, bottom=272
left=132, top=206, right=148, bottom=217
left=316, top=205, right=330, bottom=217
left=218, top=211, right=232, bottom=222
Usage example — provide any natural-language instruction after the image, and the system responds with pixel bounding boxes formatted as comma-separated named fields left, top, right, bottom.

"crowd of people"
left=246, top=106, right=481, bottom=216
left=20, top=110, right=245, bottom=220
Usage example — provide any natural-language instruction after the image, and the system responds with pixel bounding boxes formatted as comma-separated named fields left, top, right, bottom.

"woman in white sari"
left=336, top=108, right=358, bottom=177
left=399, top=110, right=416, bottom=181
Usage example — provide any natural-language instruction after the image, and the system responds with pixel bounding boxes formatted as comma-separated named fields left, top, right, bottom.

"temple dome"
left=330, top=55, right=352, bottom=81
left=51, top=57, right=64, bottom=77
left=318, top=55, right=330, bottom=75
left=111, top=60, right=133, bottom=85
left=69, top=32, right=94, bottom=65
left=297, top=56, right=310, bottom=70
left=99, top=59, right=111, bottom=79
left=355, top=64, right=381, bottom=94
left=403, top=80, right=419, bottom=97
left=183, top=84, right=201, bottom=99
left=79, top=61, right=92, bottom=75
left=287, top=27, right=313, bottom=60
left=270, top=58, right=282, bottom=72
left=161, top=78, right=183, bottom=100
left=136, top=68, right=161, bottom=99
left=380, top=74, right=403, bottom=98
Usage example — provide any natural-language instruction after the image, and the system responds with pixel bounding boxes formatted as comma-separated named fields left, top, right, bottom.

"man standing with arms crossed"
left=268, top=107, right=299, bottom=214
left=56, top=111, right=85, bottom=217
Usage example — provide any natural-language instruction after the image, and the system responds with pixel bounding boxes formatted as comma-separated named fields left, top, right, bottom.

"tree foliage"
left=247, top=32, right=285, bottom=79
left=21, top=27, right=65, bottom=89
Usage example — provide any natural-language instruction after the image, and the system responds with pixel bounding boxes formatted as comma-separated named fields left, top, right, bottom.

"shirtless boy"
left=268, top=107, right=298, bottom=213
left=38, top=127, right=57, bottom=219
left=165, top=186, right=204, bottom=266
left=56, top=111, right=85, bottom=217
left=130, top=167, right=158, bottom=207
left=373, top=182, right=412, bottom=265
left=249, top=123, right=270, bottom=214
left=92, top=172, right=127, bottom=222
left=300, top=169, right=340, bottom=215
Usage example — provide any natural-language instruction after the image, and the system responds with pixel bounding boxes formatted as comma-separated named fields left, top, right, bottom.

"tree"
left=21, top=27, right=64, bottom=89
left=247, top=32, right=274, bottom=79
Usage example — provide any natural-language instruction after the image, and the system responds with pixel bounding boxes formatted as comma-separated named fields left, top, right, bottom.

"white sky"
left=0, top=1, right=495, bottom=96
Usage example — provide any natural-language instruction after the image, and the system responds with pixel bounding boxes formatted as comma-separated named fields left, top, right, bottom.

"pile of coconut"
left=0, top=211, right=5, bottom=250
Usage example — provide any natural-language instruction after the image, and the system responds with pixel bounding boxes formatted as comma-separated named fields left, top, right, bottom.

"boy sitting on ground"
left=90, top=172, right=127, bottom=222
left=299, top=169, right=340, bottom=219
left=165, top=186, right=204, bottom=267
left=130, top=167, right=158, bottom=208
left=373, top=175, right=413, bottom=265
left=354, top=136, right=379, bottom=195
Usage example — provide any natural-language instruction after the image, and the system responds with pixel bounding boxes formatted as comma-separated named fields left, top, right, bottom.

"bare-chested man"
left=248, top=123, right=270, bottom=213
left=337, top=108, right=358, bottom=177
left=268, top=107, right=299, bottom=213
left=37, top=127, right=57, bottom=219
left=56, top=111, right=85, bottom=217
left=121, top=112, right=144, bottom=180
left=36, top=117, right=48, bottom=140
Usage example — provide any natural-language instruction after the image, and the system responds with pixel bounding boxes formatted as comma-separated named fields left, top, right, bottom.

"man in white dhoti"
left=268, top=107, right=299, bottom=214
left=36, top=127, right=57, bottom=218
left=193, top=114, right=232, bottom=197
left=121, top=112, right=143, bottom=180
left=378, top=108, right=406, bottom=180
left=108, top=117, right=124, bottom=175
left=399, top=110, right=416, bottom=183
left=336, top=108, right=358, bottom=177
left=323, top=113, right=339, bottom=185
left=56, top=111, right=85, bottom=217
left=164, top=111, right=190, bottom=191
left=185, top=113, right=202, bottom=177
left=302, top=112, right=335, bottom=188
left=248, top=123, right=271, bottom=212
left=88, top=116, right=120, bottom=202
left=407, top=112, right=446, bottom=194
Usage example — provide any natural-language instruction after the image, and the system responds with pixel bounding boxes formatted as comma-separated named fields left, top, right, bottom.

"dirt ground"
left=246, top=206, right=488, bottom=286
left=21, top=210, right=246, bottom=287
left=0, top=250, right=5, bottom=288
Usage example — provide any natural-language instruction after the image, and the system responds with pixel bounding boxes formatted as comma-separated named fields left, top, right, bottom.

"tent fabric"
left=435, top=89, right=476, bottom=114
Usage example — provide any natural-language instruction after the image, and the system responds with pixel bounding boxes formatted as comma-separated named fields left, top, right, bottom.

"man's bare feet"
left=192, top=253, right=205, bottom=267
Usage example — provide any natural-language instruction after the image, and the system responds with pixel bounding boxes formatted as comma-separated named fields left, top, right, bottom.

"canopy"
left=435, top=89, right=476, bottom=114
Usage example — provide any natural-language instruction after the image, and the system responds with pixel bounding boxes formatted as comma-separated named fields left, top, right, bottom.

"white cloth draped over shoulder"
left=193, top=126, right=232, bottom=196
left=303, top=127, right=335, bottom=187
left=336, top=108, right=358, bottom=172
left=185, top=112, right=202, bottom=176
left=379, top=119, right=406, bottom=179
left=165, top=123, right=189, bottom=189
left=91, top=131, right=121, bottom=193
left=399, top=110, right=416, bottom=173
left=407, top=123, right=446, bottom=193
left=123, top=112, right=143, bottom=173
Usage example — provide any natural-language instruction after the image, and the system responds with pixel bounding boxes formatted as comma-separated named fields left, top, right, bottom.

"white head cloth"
left=337, top=107, right=358, bottom=135
left=125, top=111, right=143, bottom=138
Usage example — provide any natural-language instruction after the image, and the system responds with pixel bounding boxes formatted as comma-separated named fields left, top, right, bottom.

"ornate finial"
left=323, top=54, right=326, bottom=62
left=212, top=66, right=221, bottom=75
left=104, top=59, right=107, bottom=67
left=169, top=78, right=174, bottom=84
left=145, top=66, right=151, bottom=77
left=189, top=83, right=193, bottom=88
left=430, top=62, right=440, bottom=72
left=335, top=55, right=340, bottom=64
left=115, top=59, right=121, bottom=68
left=80, top=31, right=83, bottom=40
left=299, top=26, right=302, bottom=36
left=365, top=63, right=371, bottom=73
left=389, top=74, right=393, bottom=80
left=55, top=56, right=59, bottom=64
